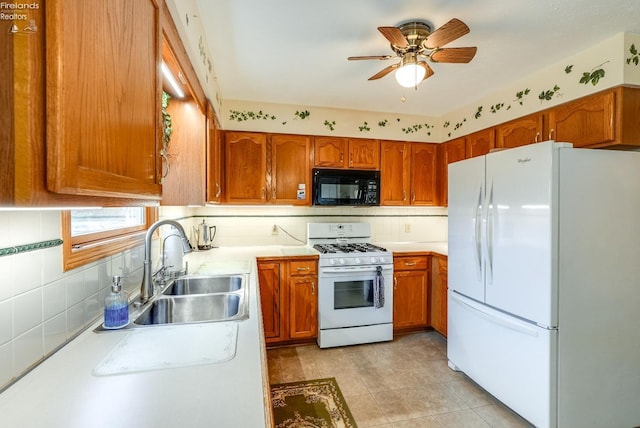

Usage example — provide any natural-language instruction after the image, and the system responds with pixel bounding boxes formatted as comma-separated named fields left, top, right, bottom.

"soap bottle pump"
left=104, top=275, right=129, bottom=329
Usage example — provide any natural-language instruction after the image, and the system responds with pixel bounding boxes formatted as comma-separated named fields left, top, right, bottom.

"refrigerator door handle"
left=486, top=182, right=494, bottom=284
left=474, top=183, right=483, bottom=280
left=451, top=292, right=539, bottom=337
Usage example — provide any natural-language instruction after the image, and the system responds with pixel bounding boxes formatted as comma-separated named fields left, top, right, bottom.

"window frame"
left=62, top=207, right=158, bottom=271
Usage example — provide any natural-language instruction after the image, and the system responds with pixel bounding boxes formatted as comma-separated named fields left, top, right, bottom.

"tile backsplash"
left=189, top=205, right=448, bottom=247
left=0, top=210, right=144, bottom=390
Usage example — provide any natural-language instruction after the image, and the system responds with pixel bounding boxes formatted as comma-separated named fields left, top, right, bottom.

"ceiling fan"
left=348, top=18, right=477, bottom=88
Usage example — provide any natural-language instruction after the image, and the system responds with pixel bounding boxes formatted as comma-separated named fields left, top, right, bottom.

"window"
left=62, top=207, right=157, bottom=271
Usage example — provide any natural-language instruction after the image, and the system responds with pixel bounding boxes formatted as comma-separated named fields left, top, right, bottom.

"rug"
left=270, top=377, right=358, bottom=428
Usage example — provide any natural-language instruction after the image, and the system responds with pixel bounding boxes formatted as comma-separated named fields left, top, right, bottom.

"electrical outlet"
left=404, top=224, right=411, bottom=233
left=272, top=225, right=278, bottom=235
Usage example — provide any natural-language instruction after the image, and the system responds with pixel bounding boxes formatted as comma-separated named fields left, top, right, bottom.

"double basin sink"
left=96, top=274, right=249, bottom=331
left=134, top=275, right=249, bottom=326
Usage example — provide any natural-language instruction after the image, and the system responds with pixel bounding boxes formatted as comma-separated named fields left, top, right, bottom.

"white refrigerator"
left=447, top=141, right=640, bottom=428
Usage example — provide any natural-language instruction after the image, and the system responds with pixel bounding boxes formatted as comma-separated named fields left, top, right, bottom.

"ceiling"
left=193, top=0, right=640, bottom=117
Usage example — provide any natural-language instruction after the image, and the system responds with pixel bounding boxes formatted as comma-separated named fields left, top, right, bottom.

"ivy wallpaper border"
left=226, top=41, right=633, bottom=140
left=0, top=239, right=63, bottom=258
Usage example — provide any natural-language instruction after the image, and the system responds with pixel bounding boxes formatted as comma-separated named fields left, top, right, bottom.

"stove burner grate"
left=313, top=243, right=387, bottom=254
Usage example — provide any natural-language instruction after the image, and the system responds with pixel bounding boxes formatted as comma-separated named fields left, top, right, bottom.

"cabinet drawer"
left=289, top=260, right=318, bottom=276
left=394, top=256, right=428, bottom=271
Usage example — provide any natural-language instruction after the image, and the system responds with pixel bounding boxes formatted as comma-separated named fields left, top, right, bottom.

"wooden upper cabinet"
left=380, top=141, right=410, bottom=205
left=466, top=128, right=496, bottom=158
left=313, top=137, right=379, bottom=169
left=438, top=138, right=466, bottom=206
left=495, top=112, right=544, bottom=149
left=548, top=90, right=614, bottom=147
left=45, top=0, right=162, bottom=200
left=225, top=131, right=267, bottom=203
left=270, top=134, right=312, bottom=205
left=410, top=143, right=438, bottom=205
left=314, top=137, right=347, bottom=168
left=545, top=87, right=640, bottom=149
left=160, top=97, right=206, bottom=205
left=206, top=103, right=224, bottom=203
left=348, top=138, right=380, bottom=169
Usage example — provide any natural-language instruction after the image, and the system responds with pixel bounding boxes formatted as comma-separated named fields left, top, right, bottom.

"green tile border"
left=0, top=239, right=63, bottom=257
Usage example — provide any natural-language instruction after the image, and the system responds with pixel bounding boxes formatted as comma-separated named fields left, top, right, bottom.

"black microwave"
left=312, top=168, right=380, bottom=206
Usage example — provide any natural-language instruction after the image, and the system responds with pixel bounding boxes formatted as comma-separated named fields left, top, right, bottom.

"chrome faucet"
left=140, top=219, right=192, bottom=303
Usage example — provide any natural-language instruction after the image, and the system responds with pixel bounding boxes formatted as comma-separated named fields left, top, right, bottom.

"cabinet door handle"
left=272, top=189, right=276, bottom=200
left=312, top=281, right=315, bottom=294
left=548, top=128, right=554, bottom=141
left=534, top=132, right=540, bottom=143
left=411, top=192, right=416, bottom=202
left=215, top=182, right=221, bottom=198
left=394, top=277, right=398, bottom=289
left=160, top=150, right=170, bottom=184
left=403, top=190, right=407, bottom=201
left=261, top=188, right=266, bottom=200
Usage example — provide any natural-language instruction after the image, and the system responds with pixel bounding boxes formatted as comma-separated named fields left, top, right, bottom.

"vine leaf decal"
left=579, top=61, right=608, bottom=86
left=627, top=44, right=639, bottom=66
left=323, top=120, right=336, bottom=131
left=514, top=88, right=531, bottom=106
left=539, top=85, right=561, bottom=101
left=474, top=106, right=483, bottom=119
left=294, top=110, right=310, bottom=119
left=229, top=109, right=276, bottom=122
left=565, top=65, right=573, bottom=74
left=358, top=121, right=370, bottom=132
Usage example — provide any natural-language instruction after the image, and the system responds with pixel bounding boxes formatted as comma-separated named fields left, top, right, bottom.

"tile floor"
left=267, top=331, right=533, bottom=427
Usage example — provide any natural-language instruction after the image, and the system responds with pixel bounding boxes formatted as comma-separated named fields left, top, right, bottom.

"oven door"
left=318, top=265, right=393, bottom=329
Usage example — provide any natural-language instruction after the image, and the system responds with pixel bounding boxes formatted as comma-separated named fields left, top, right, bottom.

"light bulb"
left=395, top=63, right=426, bottom=88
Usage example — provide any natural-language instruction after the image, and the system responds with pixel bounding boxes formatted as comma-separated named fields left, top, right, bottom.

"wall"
left=189, top=205, right=448, bottom=247
left=0, top=210, right=145, bottom=390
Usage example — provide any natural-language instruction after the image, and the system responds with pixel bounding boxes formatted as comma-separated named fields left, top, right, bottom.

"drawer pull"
left=405, top=262, right=417, bottom=266
left=296, top=266, right=311, bottom=271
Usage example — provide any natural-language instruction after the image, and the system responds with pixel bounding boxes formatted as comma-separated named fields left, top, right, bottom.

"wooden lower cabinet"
left=430, top=255, right=448, bottom=337
left=257, top=257, right=318, bottom=345
left=393, top=255, right=429, bottom=332
left=257, top=261, right=282, bottom=340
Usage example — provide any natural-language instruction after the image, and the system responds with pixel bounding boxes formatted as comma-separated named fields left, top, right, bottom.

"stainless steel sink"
left=133, top=293, right=248, bottom=326
left=162, top=275, right=243, bottom=295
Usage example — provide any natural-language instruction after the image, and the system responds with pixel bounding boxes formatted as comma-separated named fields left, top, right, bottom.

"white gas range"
left=307, top=223, right=393, bottom=348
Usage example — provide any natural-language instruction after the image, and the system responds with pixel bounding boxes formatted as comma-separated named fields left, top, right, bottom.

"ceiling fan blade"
left=348, top=55, right=394, bottom=61
left=430, top=47, right=477, bottom=63
left=418, top=61, right=435, bottom=79
left=378, top=26, right=409, bottom=48
left=424, top=18, right=470, bottom=49
left=368, top=63, right=400, bottom=80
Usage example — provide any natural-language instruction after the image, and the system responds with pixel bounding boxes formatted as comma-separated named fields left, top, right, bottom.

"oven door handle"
left=320, top=265, right=393, bottom=274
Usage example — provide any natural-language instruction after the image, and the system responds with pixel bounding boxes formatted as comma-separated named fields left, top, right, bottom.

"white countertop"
left=0, top=243, right=446, bottom=428
left=0, top=248, right=280, bottom=428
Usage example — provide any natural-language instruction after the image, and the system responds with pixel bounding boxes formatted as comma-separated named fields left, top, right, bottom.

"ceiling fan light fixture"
left=395, top=56, right=426, bottom=88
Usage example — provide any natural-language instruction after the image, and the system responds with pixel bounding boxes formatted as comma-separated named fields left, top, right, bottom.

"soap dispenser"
left=104, top=275, right=129, bottom=329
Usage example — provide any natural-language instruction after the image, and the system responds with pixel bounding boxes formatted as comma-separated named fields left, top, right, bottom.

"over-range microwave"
left=312, top=168, right=380, bottom=206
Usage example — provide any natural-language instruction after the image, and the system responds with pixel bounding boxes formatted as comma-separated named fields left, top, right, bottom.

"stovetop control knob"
left=328, top=259, right=336, bottom=265
left=338, top=258, right=346, bottom=265
left=370, top=257, right=378, bottom=264
left=354, top=257, right=361, bottom=264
